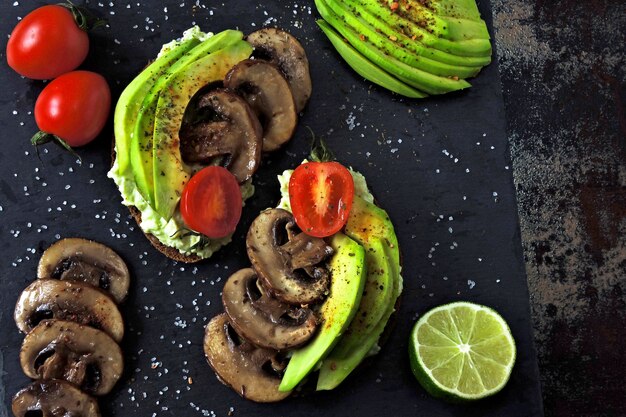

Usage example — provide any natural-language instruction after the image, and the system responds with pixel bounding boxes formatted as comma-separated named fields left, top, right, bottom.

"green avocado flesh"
left=279, top=233, right=367, bottom=392
left=317, top=236, right=395, bottom=390
left=130, top=30, right=244, bottom=206
left=152, top=40, right=253, bottom=219
left=316, top=196, right=402, bottom=389
left=324, top=0, right=481, bottom=79
left=316, top=20, right=427, bottom=98
left=349, top=0, right=492, bottom=57
left=392, top=0, right=490, bottom=41
left=431, top=0, right=482, bottom=21
left=337, top=0, right=491, bottom=67
left=345, top=195, right=400, bottom=270
left=114, top=37, right=200, bottom=175
left=316, top=0, right=471, bottom=95
left=314, top=0, right=492, bottom=97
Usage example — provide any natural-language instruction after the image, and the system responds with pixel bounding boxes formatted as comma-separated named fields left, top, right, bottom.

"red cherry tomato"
left=289, top=161, right=355, bottom=237
left=34, top=71, right=110, bottom=147
left=7, top=5, right=89, bottom=80
left=180, top=166, right=243, bottom=239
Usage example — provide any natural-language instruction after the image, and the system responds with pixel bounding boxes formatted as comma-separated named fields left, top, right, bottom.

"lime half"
left=409, top=301, right=516, bottom=401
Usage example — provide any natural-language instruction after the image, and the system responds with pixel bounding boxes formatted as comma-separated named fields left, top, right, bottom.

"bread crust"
left=127, top=204, right=203, bottom=263
left=111, top=140, right=203, bottom=263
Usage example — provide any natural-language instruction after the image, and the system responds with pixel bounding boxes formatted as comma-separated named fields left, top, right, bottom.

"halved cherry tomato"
left=33, top=71, right=110, bottom=147
left=289, top=161, right=354, bottom=237
left=7, top=5, right=89, bottom=80
left=180, top=166, right=242, bottom=239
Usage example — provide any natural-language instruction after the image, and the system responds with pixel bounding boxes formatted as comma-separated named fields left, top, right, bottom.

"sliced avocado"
left=313, top=196, right=402, bottom=389
left=345, top=0, right=491, bottom=58
left=337, top=0, right=491, bottom=68
left=317, top=20, right=427, bottom=99
left=279, top=233, right=366, bottom=392
left=434, top=16, right=489, bottom=43
left=316, top=0, right=471, bottom=94
left=383, top=0, right=490, bottom=42
left=317, top=236, right=395, bottom=390
left=152, top=40, right=253, bottom=219
left=130, top=30, right=244, bottom=206
left=325, top=0, right=482, bottom=79
left=345, top=195, right=400, bottom=272
left=431, top=0, right=483, bottom=22
left=317, top=253, right=402, bottom=384
left=339, top=0, right=490, bottom=67
left=113, top=37, right=201, bottom=175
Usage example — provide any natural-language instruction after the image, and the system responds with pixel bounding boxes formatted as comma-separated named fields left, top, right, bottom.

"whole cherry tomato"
left=7, top=4, right=89, bottom=80
left=180, top=166, right=243, bottom=239
left=289, top=161, right=355, bottom=237
left=33, top=71, right=111, bottom=148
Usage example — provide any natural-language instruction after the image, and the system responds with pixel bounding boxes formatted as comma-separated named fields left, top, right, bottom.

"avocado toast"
left=109, top=27, right=312, bottom=262
left=203, top=160, right=403, bottom=401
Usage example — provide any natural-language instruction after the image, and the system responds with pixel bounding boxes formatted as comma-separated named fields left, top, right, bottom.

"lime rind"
left=410, top=301, right=516, bottom=401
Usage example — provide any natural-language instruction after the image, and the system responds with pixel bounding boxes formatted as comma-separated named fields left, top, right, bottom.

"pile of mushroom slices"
left=11, top=238, right=130, bottom=417
left=204, top=208, right=334, bottom=403
left=179, top=28, right=312, bottom=182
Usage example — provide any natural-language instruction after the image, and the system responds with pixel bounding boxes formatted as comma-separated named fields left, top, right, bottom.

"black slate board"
left=0, top=1, right=543, bottom=416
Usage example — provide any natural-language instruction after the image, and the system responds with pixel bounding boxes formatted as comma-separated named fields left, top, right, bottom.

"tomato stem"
left=307, top=127, right=335, bottom=163
left=59, top=1, right=107, bottom=31
left=31, top=131, right=82, bottom=163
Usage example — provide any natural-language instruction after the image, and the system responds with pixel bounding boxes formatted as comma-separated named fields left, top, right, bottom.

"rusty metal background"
left=492, top=1, right=626, bottom=416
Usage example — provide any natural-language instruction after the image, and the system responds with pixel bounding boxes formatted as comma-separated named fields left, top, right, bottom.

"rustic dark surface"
left=2, top=0, right=623, bottom=417
left=0, top=0, right=546, bottom=415
left=0, top=0, right=549, bottom=416
left=491, top=1, right=626, bottom=416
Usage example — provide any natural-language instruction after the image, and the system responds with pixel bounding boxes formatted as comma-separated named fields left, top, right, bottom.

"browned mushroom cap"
left=12, top=379, right=100, bottom=417
left=224, top=59, right=297, bottom=152
left=246, top=208, right=333, bottom=305
left=247, top=28, right=312, bottom=113
left=180, top=89, right=263, bottom=183
left=37, top=238, right=130, bottom=304
left=222, top=268, right=317, bottom=350
left=204, top=313, right=291, bottom=403
left=14, top=279, right=124, bottom=343
left=20, top=320, right=123, bottom=396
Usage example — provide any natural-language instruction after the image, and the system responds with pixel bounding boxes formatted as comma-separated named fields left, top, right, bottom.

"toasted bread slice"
left=127, top=205, right=203, bottom=263
left=111, top=141, right=203, bottom=263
